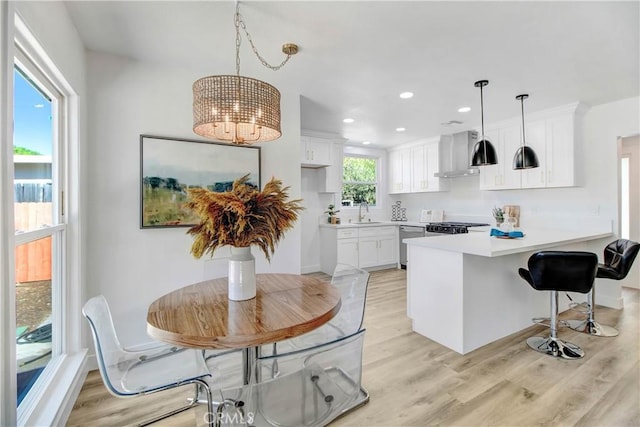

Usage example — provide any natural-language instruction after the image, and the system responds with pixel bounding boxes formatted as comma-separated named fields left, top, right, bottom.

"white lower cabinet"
left=319, top=225, right=398, bottom=275
left=358, top=226, right=397, bottom=268
left=336, top=238, right=358, bottom=268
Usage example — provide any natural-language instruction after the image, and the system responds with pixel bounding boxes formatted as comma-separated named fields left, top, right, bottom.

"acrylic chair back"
left=83, top=295, right=209, bottom=398
left=82, top=295, right=133, bottom=396
left=330, top=264, right=370, bottom=335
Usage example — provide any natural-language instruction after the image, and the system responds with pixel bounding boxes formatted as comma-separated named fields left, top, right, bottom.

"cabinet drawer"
left=337, top=228, right=358, bottom=239
left=358, top=226, right=396, bottom=238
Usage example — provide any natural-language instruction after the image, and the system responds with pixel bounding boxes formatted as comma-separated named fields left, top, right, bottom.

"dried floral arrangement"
left=185, top=174, right=303, bottom=261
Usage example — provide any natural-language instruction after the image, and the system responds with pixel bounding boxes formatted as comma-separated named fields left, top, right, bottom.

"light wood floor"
left=67, top=269, right=640, bottom=426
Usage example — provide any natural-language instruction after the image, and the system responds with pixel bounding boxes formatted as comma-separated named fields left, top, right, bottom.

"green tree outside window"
left=342, top=156, right=377, bottom=206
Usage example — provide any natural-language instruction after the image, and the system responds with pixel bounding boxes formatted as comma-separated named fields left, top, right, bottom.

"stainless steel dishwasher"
left=399, top=225, right=426, bottom=268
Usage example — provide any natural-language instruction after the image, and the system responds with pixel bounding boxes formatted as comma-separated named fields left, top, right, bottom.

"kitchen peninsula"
left=405, top=226, right=612, bottom=354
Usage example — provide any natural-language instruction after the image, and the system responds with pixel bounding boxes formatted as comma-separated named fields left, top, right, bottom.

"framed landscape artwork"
left=140, top=134, right=261, bottom=228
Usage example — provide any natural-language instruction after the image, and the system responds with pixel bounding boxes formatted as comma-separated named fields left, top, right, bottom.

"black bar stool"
left=518, top=251, right=598, bottom=359
left=566, top=239, right=639, bottom=337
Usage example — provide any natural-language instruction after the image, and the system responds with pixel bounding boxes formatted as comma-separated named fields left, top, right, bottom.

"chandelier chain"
left=235, top=2, right=292, bottom=72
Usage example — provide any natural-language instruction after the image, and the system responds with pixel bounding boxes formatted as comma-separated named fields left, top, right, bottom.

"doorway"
left=619, top=135, right=639, bottom=289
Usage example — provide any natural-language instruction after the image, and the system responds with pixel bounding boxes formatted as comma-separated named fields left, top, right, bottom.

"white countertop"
left=319, top=220, right=426, bottom=229
left=404, top=228, right=612, bottom=257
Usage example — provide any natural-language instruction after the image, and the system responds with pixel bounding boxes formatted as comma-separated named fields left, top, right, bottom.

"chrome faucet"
left=358, top=202, right=369, bottom=222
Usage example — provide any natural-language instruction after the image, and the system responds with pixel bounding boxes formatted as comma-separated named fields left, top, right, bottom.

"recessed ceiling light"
left=399, top=92, right=414, bottom=99
left=362, top=141, right=371, bottom=145
left=34, top=104, right=44, bottom=108
left=343, top=118, right=354, bottom=123
left=396, top=127, right=406, bottom=132
left=458, top=106, right=471, bottom=113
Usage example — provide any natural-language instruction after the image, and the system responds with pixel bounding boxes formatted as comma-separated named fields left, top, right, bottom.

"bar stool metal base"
left=526, top=336, right=585, bottom=359
left=564, top=319, right=619, bottom=337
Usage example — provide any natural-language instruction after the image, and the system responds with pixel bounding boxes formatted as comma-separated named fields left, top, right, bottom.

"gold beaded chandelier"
left=193, top=2, right=298, bottom=144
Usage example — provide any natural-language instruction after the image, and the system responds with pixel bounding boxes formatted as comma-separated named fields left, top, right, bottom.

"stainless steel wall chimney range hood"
left=435, top=130, right=481, bottom=178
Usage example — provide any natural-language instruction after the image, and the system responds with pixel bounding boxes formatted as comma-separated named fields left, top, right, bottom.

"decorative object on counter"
left=401, top=207, right=407, bottom=221
left=185, top=174, right=303, bottom=300
left=490, top=228, right=524, bottom=239
left=471, top=80, right=498, bottom=166
left=192, top=2, right=298, bottom=144
left=513, top=94, right=540, bottom=170
left=324, top=204, right=341, bottom=224
left=503, top=205, right=521, bottom=227
left=391, top=201, right=403, bottom=221
left=492, top=206, right=504, bottom=227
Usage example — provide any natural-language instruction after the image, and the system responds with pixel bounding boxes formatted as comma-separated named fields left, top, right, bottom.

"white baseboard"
left=596, top=294, right=624, bottom=310
left=301, top=264, right=321, bottom=274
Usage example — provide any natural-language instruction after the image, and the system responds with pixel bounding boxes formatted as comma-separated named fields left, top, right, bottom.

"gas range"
left=426, top=222, right=489, bottom=235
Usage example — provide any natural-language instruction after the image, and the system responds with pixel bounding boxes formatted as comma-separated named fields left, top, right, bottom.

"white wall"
left=620, top=135, right=640, bottom=289
left=85, top=51, right=301, bottom=346
left=300, top=168, right=334, bottom=273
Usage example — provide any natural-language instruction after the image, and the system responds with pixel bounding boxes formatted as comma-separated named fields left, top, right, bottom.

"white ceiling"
left=64, top=1, right=639, bottom=148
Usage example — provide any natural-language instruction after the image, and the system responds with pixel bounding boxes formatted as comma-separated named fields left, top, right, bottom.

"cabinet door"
left=520, top=119, right=547, bottom=188
left=478, top=129, right=502, bottom=190
left=479, top=126, right=521, bottom=190
left=319, top=143, right=343, bottom=193
left=410, top=145, right=427, bottom=192
left=546, top=114, right=574, bottom=187
left=301, top=136, right=332, bottom=167
left=425, top=140, right=446, bottom=192
left=308, top=139, right=331, bottom=166
left=358, top=237, right=379, bottom=268
left=377, top=235, right=397, bottom=265
left=337, top=238, right=359, bottom=268
left=501, top=124, right=523, bottom=190
left=388, top=149, right=411, bottom=193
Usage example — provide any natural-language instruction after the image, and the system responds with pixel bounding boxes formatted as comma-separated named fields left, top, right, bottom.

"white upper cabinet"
left=389, top=138, right=447, bottom=194
left=318, top=142, right=344, bottom=193
left=520, top=119, right=547, bottom=188
left=388, top=148, right=411, bottom=194
left=545, top=113, right=576, bottom=188
left=479, top=125, right=523, bottom=191
left=480, top=102, right=584, bottom=191
left=301, top=135, right=332, bottom=167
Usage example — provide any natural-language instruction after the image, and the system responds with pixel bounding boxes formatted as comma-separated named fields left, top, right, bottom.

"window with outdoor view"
left=13, top=51, right=64, bottom=410
left=342, top=156, right=378, bottom=207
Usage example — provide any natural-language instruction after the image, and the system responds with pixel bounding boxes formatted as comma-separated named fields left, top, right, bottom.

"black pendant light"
left=513, top=94, right=539, bottom=170
left=471, top=80, right=498, bottom=166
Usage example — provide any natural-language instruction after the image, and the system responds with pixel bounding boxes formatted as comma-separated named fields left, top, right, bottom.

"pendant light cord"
left=520, top=96, right=526, bottom=164
left=234, top=1, right=294, bottom=74
left=480, top=83, right=487, bottom=159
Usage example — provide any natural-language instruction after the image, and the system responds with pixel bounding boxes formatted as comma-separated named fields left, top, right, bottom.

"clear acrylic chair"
left=250, top=329, right=368, bottom=427
left=263, top=264, right=370, bottom=357
left=82, top=295, right=216, bottom=426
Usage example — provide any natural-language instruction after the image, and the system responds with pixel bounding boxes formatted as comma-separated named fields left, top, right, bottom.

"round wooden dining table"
left=147, top=273, right=342, bottom=384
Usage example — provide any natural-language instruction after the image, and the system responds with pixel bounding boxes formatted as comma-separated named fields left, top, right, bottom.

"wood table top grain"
left=147, top=273, right=342, bottom=350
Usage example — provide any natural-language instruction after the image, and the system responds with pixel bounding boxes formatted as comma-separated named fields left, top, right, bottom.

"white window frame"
left=341, top=153, right=380, bottom=208
left=0, top=11, right=85, bottom=427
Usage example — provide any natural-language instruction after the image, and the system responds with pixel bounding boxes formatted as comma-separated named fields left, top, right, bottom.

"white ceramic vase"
left=228, top=246, right=256, bottom=301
